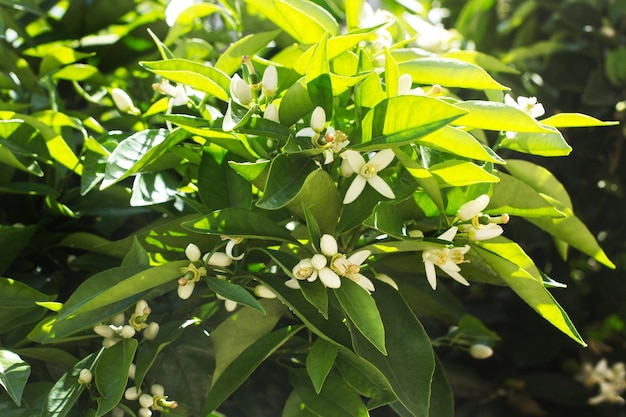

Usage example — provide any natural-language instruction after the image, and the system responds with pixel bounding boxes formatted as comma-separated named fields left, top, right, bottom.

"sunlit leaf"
left=256, top=153, right=318, bottom=210
left=540, top=113, right=618, bottom=128
left=0, top=350, right=31, bottom=407
left=417, top=126, right=505, bottom=163
left=452, top=101, right=553, bottom=133
left=429, top=160, right=500, bottom=187
left=497, top=129, right=572, bottom=156
left=216, top=30, right=281, bottom=75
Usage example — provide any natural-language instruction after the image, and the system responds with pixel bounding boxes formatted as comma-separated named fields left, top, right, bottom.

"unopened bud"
left=138, top=408, right=152, bottom=417
left=139, top=393, right=154, bottom=408
left=261, top=65, right=278, bottom=97
left=254, top=285, right=277, bottom=299
left=112, top=407, right=125, bottom=417
left=231, top=75, right=252, bottom=105
left=111, top=312, right=126, bottom=327
left=128, top=363, right=136, bottom=380
left=185, top=243, right=202, bottom=262
left=134, top=300, right=150, bottom=317
left=120, top=325, right=136, bottom=339
left=264, top=103, right=279, bottom=123
left=143, top=322, right=160, bottom=341
left=320, top=234, right=338, bottom=257
left=111, top=88, right=140, bottom=115
left=124, top=386, right=141, bottom=401
left=469, top=344, right=493, bottom=359
left=204, top=252, right=233, bottom=268
left=311, top=107, right=326, bottom=133
left=102, top=337, right=120, bottom=348
left=94, top=324, right=116, bottom=338
left=397, top=73, right=413, bottom=95
left=78, top=368, right=92, bottom=385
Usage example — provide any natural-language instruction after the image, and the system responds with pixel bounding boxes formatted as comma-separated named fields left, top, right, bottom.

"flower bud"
left=177, top=282, right=195, bottom=300
left=78, top=368, right=92, bottom=385
left=311, top=254, right=327, bottom=270
left=128, top=363, right=136, bottom=380
left=261, top=65, right=278, bottom=97
left=231, top=75, right=252, bottom=105
left=112, top=407, right=125, bottom=417
left=457, top=194, right=490, bottom=221
left=120, top=325, right=136, bottom=339
left=204, top=252, right=233, bottom=268
left=139, top=393, right=154, bottom=408
left=134, top=300, right=150, bottom=317
left=143, top=322, right=160, bottom=341
left=185, top=243, right=202, bottom=262
left=111, top=88, right=140, bottom=115
left=264, top=103, right=280, bottom=123
left=254, top=285, right=277, bottom=299
left=311, top=106, right=326, bottom=133
left=151, top=384, right=165, bottom=396
left=102, top=337, right=120, bottom=348
left=138, top=408, right=152, bottom=417
left=111, top=312, right=126, bottom=327
left=397, top=73, right=413, bottom=95
left=124, top=386, right=141, bottom=401
left=94, top=324, right=116, bottom=338
left=469, top=344, right=493, bottom=360
left=320, top=234, right=338, bottom=257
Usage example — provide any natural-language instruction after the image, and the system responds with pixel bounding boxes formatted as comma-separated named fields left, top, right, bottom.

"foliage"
left=0, top=0, right=620, bottom=416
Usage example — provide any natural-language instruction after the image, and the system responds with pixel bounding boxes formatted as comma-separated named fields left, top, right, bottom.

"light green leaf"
left=497, top=128, right=572, bottom=156
left=398, top=57, right=509, bottom=90
left=274, top=0, right=339, bottom=43
left=355, top=51, right=384, bottom=108
left=452, top=101, right=553, bottom=133
left=202, top=325, right=304, bottom=414
left=354, top=95, right=467, bottom=151
left=279, top=79, right=315, bottom=127
left=489, top=172, right=567, bottom=218
left=39, top=46, right=95, bottom=75
left=429, top=160, right=500, bottom=187
left=51, top=64, right=99, bottom=81
left=181, top=208, right=297, bottom=243
left=385, top=48, right=400, bottom=97
left=206, top=277, right=265, bottom=313
left=334, top=279, right=386, bottom=355
left=287, top=169, right=341, bottom=235
left=306, top=338, right=339, bottom=394
left=95, top=340, right=137, bottom=417
left=0, top=350, right=31, bottom=407
left=504, top=159, right=572, bottom=209
left=140, top=59, right=231, bottom=101
left=540, top=113, right=619, bottom=128
left=472, top=239, right=586, bottom=345
left=350, top=283, right=435, bottom=417
left=417, top=126, right=505, bottom=163
left=256, top=153, right=318, bottom=209
left=442, top=50, right=519, bottom=74
left=215, top=30, right=281, bottom=75
left=394, top=149, right=444, bottom=211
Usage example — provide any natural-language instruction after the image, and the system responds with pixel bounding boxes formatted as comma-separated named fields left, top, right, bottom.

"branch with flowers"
left=0, top=0, right=619, bottom=416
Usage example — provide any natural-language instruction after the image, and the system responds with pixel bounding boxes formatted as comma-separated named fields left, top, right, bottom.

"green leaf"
left=202, top=325, right=304, bottom=414
left=39, top=46, right=95, bottom=75
left=398, top=57, right=509, bottom=90
left=540, top=113, right=618, bottom=128
left=442, top=50, right=519, bottom=74
left=140, top=59, right=231, bottom=101
left=51, top=64, right=99, bottom=81
left=394, top=149, right=444, bottom=212
left=287, top=169, right=341, bottom=235
left=334, top=279, right=386, bottom=355
left=256, top=153, right=318, bottom=209
left=121, top=237, right=150, bottom=267
left=95, top=340, right=137, bottom=417
left=282, top=390, right=320, bottom=417
left=472, top=239, right=586, bottom=346
left=306, top=338, right=339, bottom=393
left=290, top=370, right=368, bottom=417
left=42, top=350, right=102, bottom=417
left=206, top=277, right=265, bottom=313
left=427, top=357, right=454, bottom=417
left=133, top=321, right=185, bottom=388
left=417, top=126, right=505, bottom=163
left=385, top=48, right=400, bottom=97
left=363, top=202, right=408, bottom=240
left=215, top=30, right=281, bottom=75
left=504, top=159, right=572, bottom=208
left=353, top=95, right=467, bottom=151
left=488, top=171, right=566, bottom=218
left=497, top=128, right=572, bottom=157
left=130, top=171, right=179, bottom=206
left=350, top=283, right=435, bottom=417
left=429, top=160, right=500, bottom=187
left=223, top=100, right=257, bottom=132
left=279, top=79, right=315, bottom=127
left=182, top=208, right=297, bottom=243
left=198, top=151, right=252, bottom=211
left=298, top=279, right=329, bottom=319
left=0, top=350, right=31, bottom=407
left=452, top=101, right=553, bottom=133
left=303, top=205, right=322, bottom=252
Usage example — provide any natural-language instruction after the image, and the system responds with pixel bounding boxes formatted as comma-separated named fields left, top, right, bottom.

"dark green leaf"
left=95, top=339, right=137, bottom=417
left=256, top=154, right=318, bottom=210
left=206, top=277, right=265, bottom=313
left=306, top=338, right=339, bottom=394
left=121, top=237, right=150, bottom=267
left=134, top=321, right=185, bottom=388
left=0, top=350, right=31, bottom=407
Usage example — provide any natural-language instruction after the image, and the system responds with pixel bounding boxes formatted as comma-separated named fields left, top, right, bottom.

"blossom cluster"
left=577, top=359, right=626, bottom=405
left=93, top=300, right=160, bottom=347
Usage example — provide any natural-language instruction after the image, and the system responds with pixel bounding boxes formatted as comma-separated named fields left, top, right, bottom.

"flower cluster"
left=576, top=359, right=626, bottom=405
left=287, top=234, right=375, bottom=293
left=177, top=242, right=238, bottom=300
left=296, top=106, right=350, bottom=164
left=125, top=381, right=177, bottom=417
left=230, top=58, right=278, bottom=107
left=93, top=300, right=159, bottom=347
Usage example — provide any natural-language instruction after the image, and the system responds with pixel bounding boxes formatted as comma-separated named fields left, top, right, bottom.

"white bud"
left=310, top=106, right=326, bottom=133
left=177, top=282, right=195, bottom=300
left=124, top=386, right=141, bottom=401
left=261, top=65, right=278, bottom=97
left=128, top=363, right=136, bottom=380
left=224, top=299, right=238, bottom=312
left=151, top=384, right=165, bottom=396
left=112, top=407, right=125, bottom=417
left=254, top=284, right=277, bottom=299
left=138, top=408, right=152, bottom=417
left=263, top=103, right=279, bottom=123
left=469, top=344, right=493, bottom=360
left=185, top=243, right=202, bottom=262
left=110, top=312, right=126, bottom=327
left=143, top=322, right=160, bottom=341
left=102, top=337, right=120, bottom=348
left=111, top=88, right=140, bottom=115
left=120, top=325, right=136, bottom=339
left=139, top=393, right=154, bottom=408
left=93, top=324, right=116, bottom=338
left=78, top=368, right=92, bottom=385
left=204, top=252, right=233, bottom=267
left=457, top=194, right=490, bottom=221
left=397, top=73, right=413, bottom=95
left=134, top=300, right=150, bottom=316
left=311, top=254, right=327, bottom=270
left=320, top=234, right=338, bottom=257
left=231, top=75, right=252, bottom=105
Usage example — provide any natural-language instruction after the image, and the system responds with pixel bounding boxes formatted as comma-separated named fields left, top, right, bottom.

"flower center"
left=360, top=162, right=378, bottom=178
left=432, top=249, right=450, bottom=267
left=295, top=266, right=314, bottom=279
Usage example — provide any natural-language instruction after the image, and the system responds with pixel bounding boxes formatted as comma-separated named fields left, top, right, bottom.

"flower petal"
left=367, top=175, right=395, bottom=199
left=343, top=150, right=366, bottom=172
left=437, top=226, right=458, bottom=242
left=457, top=194, right=490, bottom=220
left=347, top=250, right=371, bottom=266
left=320, top=234, right=338, bottom=257
left=442, top=268, right=470, bottom=286
left=296, top=127, right=316, bottom=138
left=319, top=267, right=341, bottom=288
left=424, top=259, right=438, bottom=290
left=369, top=148, right=395, bottom=169
left=352, top=273, right=375, bottom=293
left=185, top=243, right=201, bottom=262
left=343, top=175, right=367, bottom=204
left=469, top=224, right=503, bottom=241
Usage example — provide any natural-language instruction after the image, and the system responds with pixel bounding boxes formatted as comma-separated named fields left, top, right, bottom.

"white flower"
left=310, top=106, right=326, bottom=133
left=342, top=149, right=396, bottom=204
left=254, top=284, right=277, bottom=299
left=261, top=65, right=278, bottom=97
left=78, top=369, right=92, bottom=385
left=320, top=234, right=338, bottom=257
left=292, top=258, right=315, bottom=281
left=222, top=236, right=245, bottom=260
left=469, top=344, right=493, bottom=359
left=230, top=73, right=252, bottom=105
left=588, top=381, right=626, bottom=405
left=264, top=103, right=279, bottom=123
left=111, top=88, right=140, bottom=115
left=456, top=194, right=509, bottom=241
left=504, top=94, right=545, bottom=119
left=311, top=254, right=341, bottom=288
left=152, top=79, right=188, bottom=107
left=178, top=260, right=207, bottom=300
left=331, top=250, right=375, bottom=293
left=422, top=227, right=470, bottom=290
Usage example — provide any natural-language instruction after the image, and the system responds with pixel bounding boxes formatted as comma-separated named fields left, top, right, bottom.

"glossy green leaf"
left=526, top=194, right=615, bottom=269
left=140, top=59, right=231, bottom=101
left=223, top=100, right=257, bottom=132
left=215, top=30, right=281, bottom=75
left=427, top=357, right=454, bottom=417
left=355, top=51, right=385, bottom=108
left=202, top=325, right=304, bottom=414
left=364, top=201, right=408, bottom=239
left=287, top=169, right=341, bottom=235
left=182, top=208, right=297, bottom=243
left=211, top=299, right=286, bottom=383
left=147, top=28, right=175, bottom=60
left=42, top=350, right=102, bottom=417
left=472, top=239, right=586, bottom=346
left=303, top=205, right=322, bottom=252
left=398, top=57, right=509, bottom=90
left=206, top=277, right=265, bottom=313
left=452, top=101, right=553, bottom=133
left=351, top=283, right=435, bottom=417
left=306, top=338, right=339, bottom=393
left=199, top=151, right=252, bottom=211
left=504, top=159, right=572, bottom=209
left=394, top=149, right=444, bottom=212
left=305, top=34, right=331, bottom=112
left=540, top=113, right=618, bottom=128
left=130, top=171, right=179, bottom=206
left=334, top=278, right=386, bottom=355
left=497, top=128, right=572, bottom=156
left=290, top=370, right=368, bottom=417
left=39, top=46, right=95, bottom=75
left=51, top=64, right=99, bottom=81
left=256, top=153, right=318, bottom=210
left=279, top=79, right=315, bottom=127
left=488, top=171, right=566, bottom=218
left=353, top=95, right=467, bottom=151
left=298, top=279, right=329, bottom=319
left=0, top=350, right=31, bottom=407
left=417, top=126, right=505, bottom=163
left=385, top=48, right=400, bottom=97
left=429, top=160, right=500, bottom=187
left=95, top=339, right=137, bottom=417
left=442, top=50, right=519, bottom=74
left=282, top=390, right=319, bottom=417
